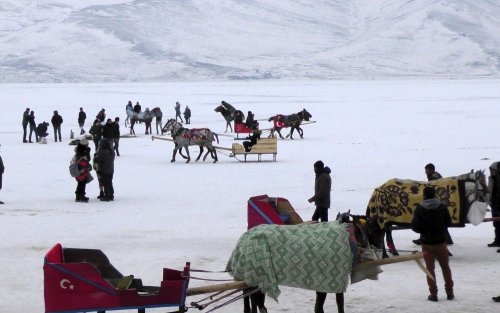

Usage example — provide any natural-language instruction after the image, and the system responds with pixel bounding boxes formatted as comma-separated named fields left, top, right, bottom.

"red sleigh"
left=43, top=243, right=190, bottom=313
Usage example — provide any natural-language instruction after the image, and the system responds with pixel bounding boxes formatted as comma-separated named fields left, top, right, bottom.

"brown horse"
left=214, top=101, right=240, bottom=132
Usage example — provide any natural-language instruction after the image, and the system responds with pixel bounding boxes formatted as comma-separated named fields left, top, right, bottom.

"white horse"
left=162, top=119, right=218, bottom=163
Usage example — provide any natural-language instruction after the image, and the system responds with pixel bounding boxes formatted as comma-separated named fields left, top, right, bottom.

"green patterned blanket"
left=225, top=221, right=352, bottom=301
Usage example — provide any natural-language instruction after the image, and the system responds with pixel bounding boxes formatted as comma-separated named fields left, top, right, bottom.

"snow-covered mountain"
left=1, top=0, right=499, bottom=82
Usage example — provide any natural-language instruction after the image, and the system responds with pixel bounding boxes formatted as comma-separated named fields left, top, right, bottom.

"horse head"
left=299, top=109, right=312, bottom=121
left=162, top=118, right=181, bottom=133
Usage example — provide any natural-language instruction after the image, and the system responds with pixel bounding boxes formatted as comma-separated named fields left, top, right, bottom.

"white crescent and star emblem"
left=60, top=279, right=74, bottom=290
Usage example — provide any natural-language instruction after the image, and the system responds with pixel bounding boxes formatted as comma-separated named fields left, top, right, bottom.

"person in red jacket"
left=72, top=139, right=92, bottom=202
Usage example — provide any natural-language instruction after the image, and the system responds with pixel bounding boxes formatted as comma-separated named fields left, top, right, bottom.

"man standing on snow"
left=307, top=160, right=333, bottom=313
left=175, top=101, right=184, bottom=123
left=22, top=108, right=30, bottom=143
left=308, top=160, right=332, bottom=222
left=51, top=110, right=63, bottom=142
left=78, top=107, right=87, bottom=135
left=411, top=186, right=454, bottom=302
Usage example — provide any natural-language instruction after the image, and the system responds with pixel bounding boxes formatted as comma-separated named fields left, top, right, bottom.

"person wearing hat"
left=22, top=108, right=30, bottom=143
left=51, top=110, right=63, bottom=142
left=488, top=162, right=500, bottom=248
left=0, top=145, right=4, bottom=204
left=78, top=107, right=87, bottom=135
left=175, top=101, right=184, bottom=123
left=72, top=138, right=92, bottom=202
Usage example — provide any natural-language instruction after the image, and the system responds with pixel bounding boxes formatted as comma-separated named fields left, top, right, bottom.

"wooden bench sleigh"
left=43, top=196, right=427, bottom=313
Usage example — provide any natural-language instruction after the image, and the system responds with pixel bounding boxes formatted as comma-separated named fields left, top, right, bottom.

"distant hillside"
left=0, top=0, right=499, bottom=82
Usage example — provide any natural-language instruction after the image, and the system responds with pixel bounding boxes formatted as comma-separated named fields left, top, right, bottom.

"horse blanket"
left=225, top=221, right=352, bottom=301
left=179, top=128, right=212, bottom=141
left=367, top=178, right=466, bottom=228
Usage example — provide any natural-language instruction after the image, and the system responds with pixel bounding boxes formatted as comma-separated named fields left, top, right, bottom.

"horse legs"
left=195, top=146, right=204, bottom=162
left=226, top=121, right=233, bottom=133
left=336, top=293, right=344, bottom=313
left=276, top=128, right=284, bottom=139
left=297, top=126, right=304, bottom=139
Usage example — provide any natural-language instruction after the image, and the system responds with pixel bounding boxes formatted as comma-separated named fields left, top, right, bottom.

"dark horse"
left=268, top=109, right=312, bottom=139
left=125, top=107, right=162, bottom=135
left=214, top=101, right=244, bottom=133
left=366, top=170, right=488, bottom=258
left=162, top=119, right=218, bottom=163
left=242, top=213, right=384, bottom=313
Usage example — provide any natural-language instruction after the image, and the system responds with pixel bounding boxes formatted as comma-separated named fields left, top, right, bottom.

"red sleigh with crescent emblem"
left=43, top=243, right=190, bottom=313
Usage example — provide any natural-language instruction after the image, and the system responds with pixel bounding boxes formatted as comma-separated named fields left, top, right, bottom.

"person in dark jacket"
left=0, top=148, right=4, bottom=204
left=112, top=117, right=120, bottom=156
left=36, top=122, right=49, bottom=139
left=73, top=139, right=92, bottom=202
left=414, top=163, right=453, bottom=246
left=175, top=101, right=184, bottom=123
left=134, top=102, right=142, bottom=114
left=101, top=118, right=115, bottom=143
left=411, top=186, right=454, bottom=302
left=78, top=107, right=87, bottom=135
left=28, top=111, right=38, bottom=143
left=488, top=162, right=500, bottom=248
left=183, top=106, right=191, bottom=124
left=51, top=110, right=63, bottom=142
left=425, top=163, right=442, bottom=181
left=94, top=138, right=115, bottom=201
left=245, top=111, right=256, bottom=129
left=22, top=108, right=30, bottom=143
left=307, top=160, right=333, bottom=312
left=96, top=109, right=106, bottom=123
left=89, top=119, right=103, bottom=150
left=242, top=130, right=261, bottom=152
left=308, top=160, right=332, bottom=222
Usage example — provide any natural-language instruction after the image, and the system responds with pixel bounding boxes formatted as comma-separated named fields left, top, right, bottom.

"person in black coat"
left=488, top=162, right=500, bottom=249
left=242, top=130, right=261, bottom=152
left=78, top=107, right=87, bottom=135
left=94, top=138, right=115, bottom=201
left=28, top=111, right=38, bottom=143
left=89, top=119, right=103, bottom=150
left=22, top=108, right=30, bottom=143
left=36, top=122, right=49, bottom=139
left=112, top=117, right=121, bottom=156
left=183, top=106, right=191, bottom=124
left=411, top=186, right=454, bottom=302
left=101, top=119, right=115, bottom=143
left=245, top=111, right=256, bottom=129
left=51, top=110, right=63, bottom=142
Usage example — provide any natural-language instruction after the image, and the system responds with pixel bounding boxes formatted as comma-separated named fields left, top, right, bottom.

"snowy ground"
left=1, top=79, right=500, bottom=312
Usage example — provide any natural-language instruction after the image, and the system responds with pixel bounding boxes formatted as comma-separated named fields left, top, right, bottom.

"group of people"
left=307, top=160, right=500, bottom=305
left=89, top=116, right=121, bottom=156
left=174, top=101, right=191, bottom=124
left=21, top=108, right=64, bottom=143
left=71, top=137, right=115, bottom=203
